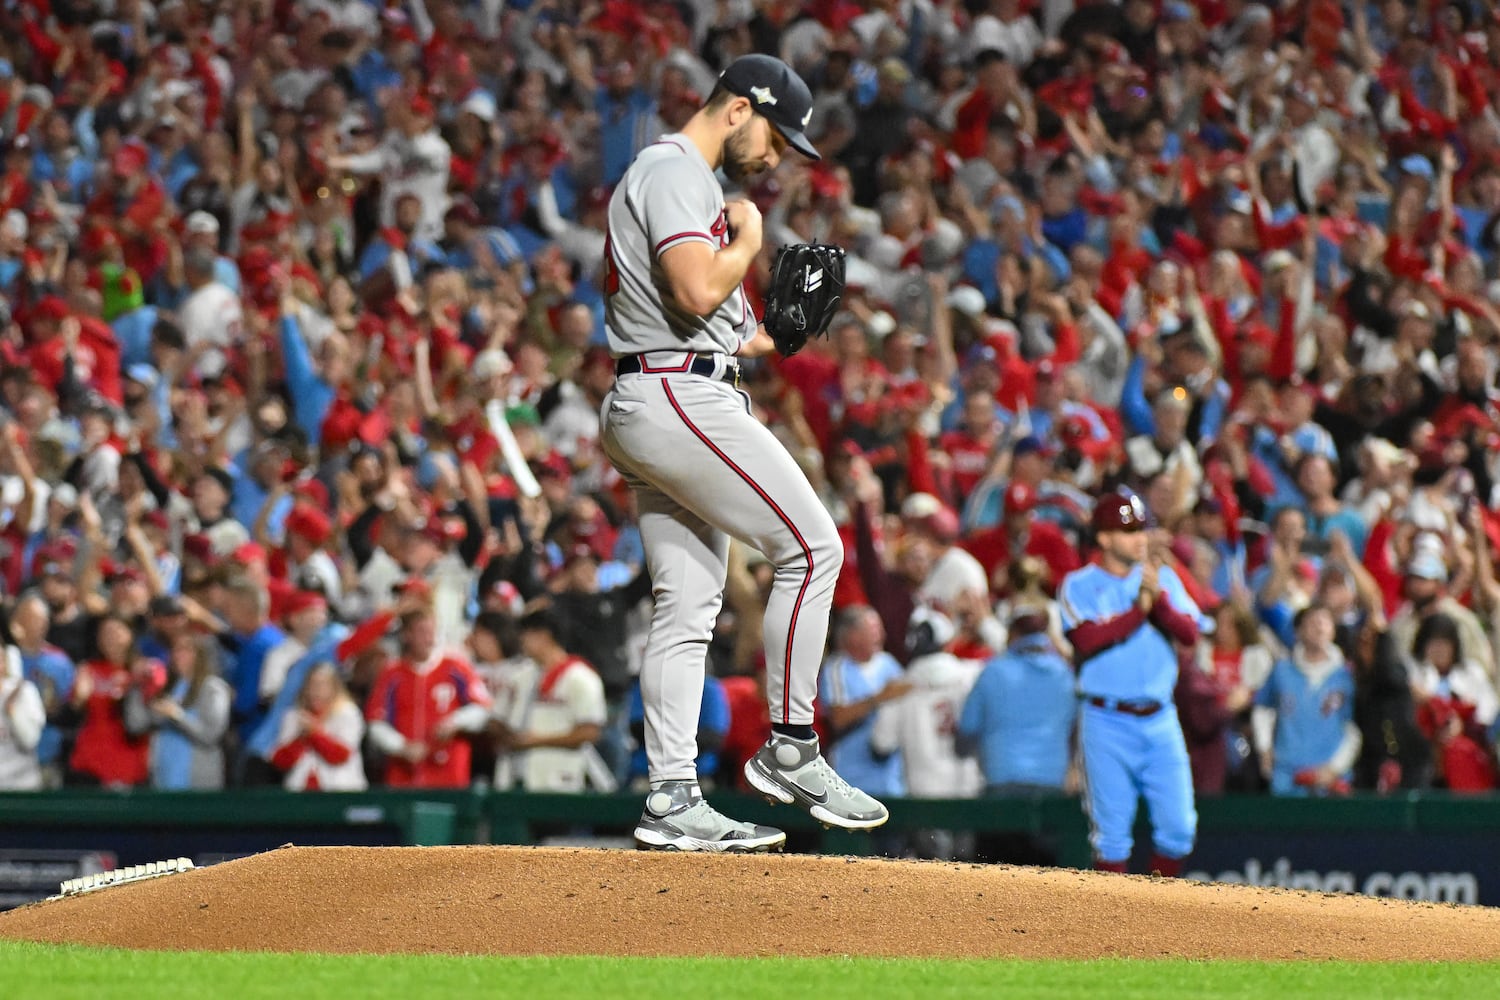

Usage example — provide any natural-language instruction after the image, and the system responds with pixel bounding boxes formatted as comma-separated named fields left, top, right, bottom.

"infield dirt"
left=1, top=845, right=1497, bottom=960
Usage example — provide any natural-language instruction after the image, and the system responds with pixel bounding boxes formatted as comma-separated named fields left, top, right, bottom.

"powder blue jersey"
left=1256, top=655, right=1356, bottom=786
left=820, top=651, right=907, bottom=798
left=958, top=636, right=1077, bottom=789
left=1058, top=562, right=1207, bottom=705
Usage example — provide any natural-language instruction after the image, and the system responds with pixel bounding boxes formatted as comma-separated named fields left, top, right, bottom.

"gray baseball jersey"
left=602, top=135, right=755, bottom=356
left=598, top=123, right=843, bottom=808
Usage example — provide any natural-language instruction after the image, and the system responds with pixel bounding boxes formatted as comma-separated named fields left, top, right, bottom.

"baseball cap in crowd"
left=716, top=54, right=820, bottom=160
left=533, top=452, right=572, bottom=481
left=34, top=540, right=74, bottom=579
left=1399, top=155, right=1434, bottom=180
left=49, top=482, right=78, bottom=509
left=460, top=90, right=497, bottom=123
left=1263, top=249, right=1297, bottom=275
left=488, top=578, right=523, bottom=615
left=992, top=194, right=1026, bottom=224
left=446, top=198, right=484, bottom=228
left=900, top=492, right=944, bottom=519
left=964, top=342, right=999, bottom=368
left=294, top=478, right=330, bottom=510
left=285, top=505, right=333, bottom=548
left=906, top=605, right=955, bottom=657
left=946, top=285, right=987, bottom=318
left=112, top=141, right=149, bottom=177
left=393, top=576, right=433, bottom=599
left=1013, top=435, right=1051, bottom=459
left=184, top=211, right=220, bottom=236
left=106, top=563, right=145, bottom=586
left=1406, top=551, right=1448, bottom=582
left=148, top=595, right=185, bottom=618
left=182, top=534, right=216, bottom=564
left=472, top=349, right=512, bottom=381
left=1004, top=481, right=1038, bottom=517
left=234, top=541, right=268, bottom=566
left=504, top=402, right=540, bottom=428
left=1402, top=300, right=1433, bottom=322
left=900, top=494, right=959, bottom=544
left=282, top=590, right=328, bottom=619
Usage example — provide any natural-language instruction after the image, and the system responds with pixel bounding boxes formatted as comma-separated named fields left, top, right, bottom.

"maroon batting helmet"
left=1092, top=490, right=1149, bottom=534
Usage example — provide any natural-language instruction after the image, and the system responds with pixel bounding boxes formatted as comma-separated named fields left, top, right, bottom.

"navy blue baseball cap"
left=1013, top=434, right=1049, bottom=457
left=717, top=54, right=820, bottom=161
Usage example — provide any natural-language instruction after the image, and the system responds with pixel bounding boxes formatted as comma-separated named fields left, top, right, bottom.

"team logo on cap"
left=801, top=109, right=812, bottom=127
left=750, top=85, right=778, bottom=106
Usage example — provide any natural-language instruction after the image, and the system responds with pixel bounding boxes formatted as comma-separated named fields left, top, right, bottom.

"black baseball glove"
left=762, top=243, right=846, bottom=357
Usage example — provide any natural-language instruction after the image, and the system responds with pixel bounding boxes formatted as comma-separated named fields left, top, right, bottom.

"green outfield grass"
left=2, top=941, right=1492, bottom=999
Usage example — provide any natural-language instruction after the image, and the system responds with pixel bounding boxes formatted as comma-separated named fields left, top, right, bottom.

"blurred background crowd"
left=0, top=0, right=1499, bottom=809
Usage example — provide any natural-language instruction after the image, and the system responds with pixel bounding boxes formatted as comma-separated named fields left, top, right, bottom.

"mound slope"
left=2, top=846, right=1498, bottom=960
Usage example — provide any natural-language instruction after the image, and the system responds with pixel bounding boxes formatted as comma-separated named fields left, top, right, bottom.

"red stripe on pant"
left=662, top=380, right=811, bottom=724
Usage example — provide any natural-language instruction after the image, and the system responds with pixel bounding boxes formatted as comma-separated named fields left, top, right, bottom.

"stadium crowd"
left=1, top=0, right=1499, bottom=810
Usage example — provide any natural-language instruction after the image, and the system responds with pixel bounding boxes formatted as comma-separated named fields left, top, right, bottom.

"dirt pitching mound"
left=2, top=845, right=1499, bottom=960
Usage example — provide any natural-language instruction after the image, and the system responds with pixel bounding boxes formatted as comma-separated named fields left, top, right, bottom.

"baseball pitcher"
left=600, top=54, right=884, bottom=852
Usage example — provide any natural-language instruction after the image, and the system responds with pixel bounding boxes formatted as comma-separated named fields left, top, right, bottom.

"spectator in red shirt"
left=66, top=616, right=161, bottom=787
left=365, top=606, right=491, bottom=788
left=940, top=391, right=1006, bottom=505
left=961, top=481, right=1081, bottom=595
left=951, top=49, right=1028, bottom=161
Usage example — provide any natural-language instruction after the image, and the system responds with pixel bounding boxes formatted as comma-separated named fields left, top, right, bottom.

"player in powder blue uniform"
left=1058, top=491, right=1206, bottom=877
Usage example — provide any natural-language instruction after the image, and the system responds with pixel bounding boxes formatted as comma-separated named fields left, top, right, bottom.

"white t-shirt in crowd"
left=477, top=656, right=541, bottom=790
left=343, top=129, right=452, bottom=243
left=871, top=652, right=984, bottom=798
left=918, top=547, right=990, bottom=613
left=275, top=700, right=368, bottom=792
left=0, top=657, right=44, bottom=791
left=519, top=657, right=606, bottom=794
left=179, top=281, right=243, bottom=378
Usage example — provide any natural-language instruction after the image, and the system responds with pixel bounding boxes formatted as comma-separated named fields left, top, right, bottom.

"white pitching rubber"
left=51, top=857, right=196, bottom=900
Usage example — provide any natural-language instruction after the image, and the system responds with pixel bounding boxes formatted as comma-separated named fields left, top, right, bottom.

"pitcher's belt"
left=614, top=352, right=740, bottom=386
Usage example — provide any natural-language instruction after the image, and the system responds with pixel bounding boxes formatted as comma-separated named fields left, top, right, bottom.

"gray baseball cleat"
left=743, top=733, right=890, bottom=830
left=634, top=780, right=787, bottom=853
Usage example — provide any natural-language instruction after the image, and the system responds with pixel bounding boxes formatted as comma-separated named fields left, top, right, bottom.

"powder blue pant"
left=1080, top=702, right=1198, bottom=864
